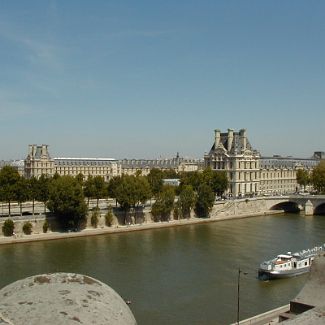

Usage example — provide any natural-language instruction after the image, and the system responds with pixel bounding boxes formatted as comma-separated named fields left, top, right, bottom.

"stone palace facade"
left=204, top=129, right=320, bottom=196
left=21, top=129, right=322, bottom=197
left=24, top=145, right=202, bottom=181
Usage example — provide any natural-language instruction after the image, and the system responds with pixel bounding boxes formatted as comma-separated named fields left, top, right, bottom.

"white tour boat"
left=258, top=244, right=325, bottom=280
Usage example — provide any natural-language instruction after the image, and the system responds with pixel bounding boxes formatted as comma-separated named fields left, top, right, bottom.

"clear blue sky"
left=1, top=1, right=324, bottom=160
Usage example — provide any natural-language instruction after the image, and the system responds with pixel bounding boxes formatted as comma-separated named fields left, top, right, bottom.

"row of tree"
left=0, top=165, right=229, bottom=229
left=296, top=161, right=325, bottom=193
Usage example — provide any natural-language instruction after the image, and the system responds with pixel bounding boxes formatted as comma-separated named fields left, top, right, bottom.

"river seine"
left=1, top=213, right=325, bottom=324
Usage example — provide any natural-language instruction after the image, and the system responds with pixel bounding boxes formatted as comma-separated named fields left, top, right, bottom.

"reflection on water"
left=1, top=213, right=325, bottom=324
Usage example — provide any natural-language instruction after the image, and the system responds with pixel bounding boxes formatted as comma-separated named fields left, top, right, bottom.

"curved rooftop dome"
left=0, top=273, right=136, bottom=325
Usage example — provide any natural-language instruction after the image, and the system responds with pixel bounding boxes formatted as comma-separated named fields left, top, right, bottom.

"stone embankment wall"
left=0, top=199, right=274, bottom=237
left=211, top=198, right=269, bottom=218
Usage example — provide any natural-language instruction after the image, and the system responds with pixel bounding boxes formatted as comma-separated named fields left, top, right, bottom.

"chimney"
left=227, top=129, right=234, bottom=152
left=214, top=129, right=220, bottom=148
left=41, top=144, right=47, bottom=157
left=28, top=145, right=33, bottom=157
left=32, top=144, right=37, bottom=157
left=240, top=129, right=247, bottom=151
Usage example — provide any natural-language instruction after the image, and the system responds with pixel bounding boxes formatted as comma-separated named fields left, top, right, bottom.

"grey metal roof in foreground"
left=0, top=273, right=136, bottom=325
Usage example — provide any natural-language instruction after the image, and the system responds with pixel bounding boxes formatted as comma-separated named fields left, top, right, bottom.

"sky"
left=0, top=1, right=324, bottom=160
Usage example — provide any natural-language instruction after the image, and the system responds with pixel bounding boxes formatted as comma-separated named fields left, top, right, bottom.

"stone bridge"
left=263, top=195, right=325, bottom=215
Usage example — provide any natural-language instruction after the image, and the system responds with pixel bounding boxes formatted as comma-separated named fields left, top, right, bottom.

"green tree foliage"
left=151, top=185, right=175, bottom=222
left=114, top=175, right=151, bottom=224
left=83, top=176, right=107, bottom=208
left=105, top=206, right=114, bottom=226
left=202, top=168, right=228, bottom=195
left=162, top=169, right=178, bottom=179
left=107, top=176, right=121, bottom=200
left=91, top=208, right=100, bottom=228
left=83, top=176, right=95, bottom=206
left=194, top=184, right=215, bottom=218
left=0, top=166, right=20, bottom=216
left=92, top=176, right=107, bottom=207
left=296, top=169, right=310, bottom=191
left=311, top=161, right=325, bottom=194
left=75, top=173, right=84, bottom=186
left=147, top=168, right=164, bottom=196
left=36, top=174, right=51, bottom=214
left=178, top=185, right=196, bottom=219
left=27, top=177, right=39, bottom=215
left=179, top=171, right=202, bottom=192
left=43, top=220, right=49, bottom=233
left=2, top=219, right=14, bottom=236
left=14, top=177, right=29, bottom=216
left=179, top=168, right=228, bottom=196
left=173, top=201, right=181, bottom=220
left=22, top=221, right=33, bottom=235
left=47, top=175, right=88, bottom=230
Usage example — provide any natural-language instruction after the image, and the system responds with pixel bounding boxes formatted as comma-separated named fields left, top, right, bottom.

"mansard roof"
left=210, top=131, right=256, bottom=154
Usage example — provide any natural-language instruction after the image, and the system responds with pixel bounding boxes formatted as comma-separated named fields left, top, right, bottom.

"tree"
left=27, top=177, right=39, bottom=215
left=0, top=166, right=20, bottom=216
left=147, top=168, right=164, bottom=196
left=83, top=176, right=95, bottom=207
left=114, top=175, right=151, bottom=224
left=203, top=168, right=229, bottom=195
left=178, top=185, right=196, bottom=219
left=92, top=176, right=107, bottom=208
left=75, top=173, right=84, bottom=186
left=179, top=171, right=202, bottom=192
left=107, top=176, right=121, bottom=201
left=2, top=219, right=14, bottom=236
left=296, top=169, right=310, bottom=191
left=47, top=175, right=88, bottom=230
left=194, top=184, right=215, bottom=218
left=311, top=161, right=325, bottom=194
left=151, top=185, right=175, bottom=221
left=36, top=174, right=51, bottom=214
left=91, top=208, right=100, bottom=228
left=14, top=177, right=29, bottom=216
left=105, top=206, right=114, bottom=226
left=22, top=221, right=33, bottom=235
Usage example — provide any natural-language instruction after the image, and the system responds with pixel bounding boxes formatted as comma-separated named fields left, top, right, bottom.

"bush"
left=22, top=222, right=33, bottom=235
left=173, top=202, right=181, bottom=220
left=43, top=220, right=49, bottom=233
left=91, top=208, right=99, bottom=228
left=105, top=207, right=114, bottom=227
left=2, top=219, right=14, bottom=237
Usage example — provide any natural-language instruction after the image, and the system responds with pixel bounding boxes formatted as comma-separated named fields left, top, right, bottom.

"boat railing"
left=294, top=244, right=325, bottom=259
left=260, top=244, right=325, bottom=268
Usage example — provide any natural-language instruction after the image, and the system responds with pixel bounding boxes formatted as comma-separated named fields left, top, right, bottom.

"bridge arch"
left=314, top=203, right=325, bottom=215
left=270, top=201, right=300, bottom=213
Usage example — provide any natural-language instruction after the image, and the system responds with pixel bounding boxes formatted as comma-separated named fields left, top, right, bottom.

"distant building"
left=53, top=157, right=120, bottom=181
left=0, top=160, right=25, bottom=176
left=205, top=129, right=321, bottom=196
left=204, top=129, right=260, bottom=196
left=24, top=145, right=119, bottom=181
left=24, top=144, right=55, bottom=178
left=259, top=156, right=318, bottom=195
left=120, top=155, right=202, bottom=176
left=24, top=145, right=202, bottom=180
left=163, top=178, right=180, bottom=186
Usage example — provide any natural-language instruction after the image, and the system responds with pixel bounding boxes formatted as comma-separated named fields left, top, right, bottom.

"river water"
left=1, top=213, right=325, bottom=325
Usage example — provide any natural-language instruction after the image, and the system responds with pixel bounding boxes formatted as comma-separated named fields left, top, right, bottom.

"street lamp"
left=237, top=267, right=248, bottom=325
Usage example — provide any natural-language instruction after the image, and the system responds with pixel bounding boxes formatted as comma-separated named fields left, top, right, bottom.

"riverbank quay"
left=0, top=209, right=283, bottom=246
left=231, top=254, right=325, bottom=325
